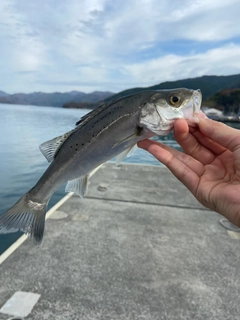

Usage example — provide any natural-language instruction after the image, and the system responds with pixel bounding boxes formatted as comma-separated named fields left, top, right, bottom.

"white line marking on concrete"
left=0, top=291, right=40, bottom=318
left=0, top=164, right=104, bottom=265
left=227, top=230, right=240, bottom=239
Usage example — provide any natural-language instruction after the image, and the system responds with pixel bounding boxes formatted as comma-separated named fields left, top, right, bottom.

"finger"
left=175, top=119, right=226, bottom=155
left=189, top=127, right=227, bottom=155
left=174, top=119, right=218, bottom=165
left=138, top=139, right=200, bottom=194
left=198, top=118, right=240, bottom=152
left=138, top=139, right=204, bottom=177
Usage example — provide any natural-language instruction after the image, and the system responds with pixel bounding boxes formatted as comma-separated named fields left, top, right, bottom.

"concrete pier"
left=0, top=163, right=240, bottom=320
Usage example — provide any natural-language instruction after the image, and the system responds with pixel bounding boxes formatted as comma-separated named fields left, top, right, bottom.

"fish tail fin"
left=0, top=192, right=48, bottom=244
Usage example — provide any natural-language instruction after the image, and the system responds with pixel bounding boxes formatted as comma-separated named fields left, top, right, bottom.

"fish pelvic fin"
left=65, top=175, right=89, bottom=198
left=0, top=193, right=48, bottom=244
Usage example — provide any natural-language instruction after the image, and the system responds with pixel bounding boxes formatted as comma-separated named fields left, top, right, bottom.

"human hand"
left=138, top=118, right=240, bottom=227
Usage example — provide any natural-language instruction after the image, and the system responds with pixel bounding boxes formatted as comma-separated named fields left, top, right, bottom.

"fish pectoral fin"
left=39, top=131, right=73, bottom=162
left=65, top=175, right=89, bottom=198
left=115, top=144, right=137, bottom=166
left=112, top=133, right=137, bottom=148
left=112, top=126, right=143, bottom=148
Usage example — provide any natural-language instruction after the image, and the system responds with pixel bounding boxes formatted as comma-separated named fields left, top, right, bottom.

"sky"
left=1, top=0, right=240, bottom=94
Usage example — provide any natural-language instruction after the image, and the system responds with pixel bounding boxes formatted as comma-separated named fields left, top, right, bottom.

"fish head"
left=139, top=88, right=202, bottom=135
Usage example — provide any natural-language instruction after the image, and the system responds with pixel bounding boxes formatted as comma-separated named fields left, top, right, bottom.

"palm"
left=196, top=150, right=240, bottom=224
left=138, top=118, right=240, bottom=227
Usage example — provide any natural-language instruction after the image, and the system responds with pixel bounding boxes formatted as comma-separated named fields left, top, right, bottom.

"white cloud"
left=0, top=0, right=240, bottom=93
left=124, top=44, right=240, bottom=87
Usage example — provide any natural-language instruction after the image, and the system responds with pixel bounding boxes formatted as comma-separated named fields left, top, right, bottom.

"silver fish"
left=0, top=88, right=202, bottom=243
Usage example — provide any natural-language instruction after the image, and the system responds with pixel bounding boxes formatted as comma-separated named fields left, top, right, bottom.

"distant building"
left=203, top=108, right=223, bottom=119
left=202, top=107, right=240, bottom=122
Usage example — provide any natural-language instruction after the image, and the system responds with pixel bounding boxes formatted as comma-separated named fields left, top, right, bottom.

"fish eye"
left=169, top=95, right=181, bottom=107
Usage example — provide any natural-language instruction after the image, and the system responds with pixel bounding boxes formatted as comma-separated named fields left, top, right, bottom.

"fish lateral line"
left=0, top=88, right=202, bottom=243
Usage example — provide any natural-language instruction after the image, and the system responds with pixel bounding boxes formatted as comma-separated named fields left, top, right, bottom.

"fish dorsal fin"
left=75, top=100, right=117, bottom=127
left=115, top=144, right=137, bottom=166
left=39, top=130, right=73, bottom=162
left=65, top=175, right=89, bottom=198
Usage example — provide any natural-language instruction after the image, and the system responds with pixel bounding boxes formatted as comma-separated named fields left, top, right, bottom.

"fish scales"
left=0, top=88, right=202, bottom=243
left=35, top=92, right=155, bottom=199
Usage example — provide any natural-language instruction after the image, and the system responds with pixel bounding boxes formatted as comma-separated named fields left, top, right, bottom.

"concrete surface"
left=0, top=163, right=240, bottom=320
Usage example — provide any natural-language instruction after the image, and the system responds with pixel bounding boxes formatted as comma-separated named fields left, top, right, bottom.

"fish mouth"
left=182, top=89, right=202, bottom=119
left=192, top=89, right=202, bottom=113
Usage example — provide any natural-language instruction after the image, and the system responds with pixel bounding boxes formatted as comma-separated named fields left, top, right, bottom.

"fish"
left=0, top=88, right=202, bottom=243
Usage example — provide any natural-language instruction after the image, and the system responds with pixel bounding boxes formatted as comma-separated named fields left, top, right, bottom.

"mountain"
left=0, top=90, right=114, bottom=107
left=204, top=88, right=240, bottom=115
left=0, top=90, right=9, bottom=97
left=62, top=101, right=97, bottom=109
left=2, top=73, right=240, bottom=108
left=104, top=74, right=240, bottom=102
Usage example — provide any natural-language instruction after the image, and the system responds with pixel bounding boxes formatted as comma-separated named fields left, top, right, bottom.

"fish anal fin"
left=65, top=175, right=89, bottom=198
left=39, top=131, right=73, bottom=162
